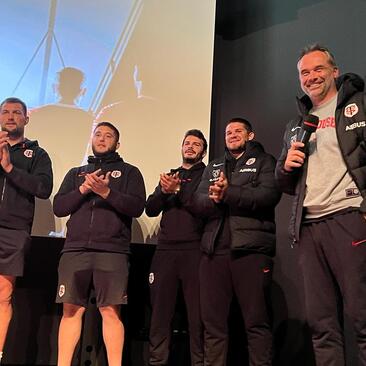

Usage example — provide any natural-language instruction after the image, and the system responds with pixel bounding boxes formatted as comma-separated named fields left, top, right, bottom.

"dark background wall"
left=209, top=0, right=366, bottom=365
left=4, top=0, right=366, bottom=365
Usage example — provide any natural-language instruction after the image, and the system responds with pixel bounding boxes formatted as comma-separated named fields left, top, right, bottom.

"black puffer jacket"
left=53, top=152, right=146, bottom=254
left=145, top=162, right=205, bottom=249
left=0, top=139, right=53, bottom=232
left=194, top=141, right=281, bottom=256
left=275, top=73, right=366, bottom=242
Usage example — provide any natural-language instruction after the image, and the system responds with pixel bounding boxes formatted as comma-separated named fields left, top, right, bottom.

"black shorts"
left=0, top=227, right=31, bottom=277
left=56, top=251, right=129, bottom=307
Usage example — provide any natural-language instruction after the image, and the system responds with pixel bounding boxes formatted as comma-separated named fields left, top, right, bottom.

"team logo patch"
left=58, top=284, right=65, bottom=297
left=246, top=158, right=256, bottom=165
left=149, top=272, right=154, bottom=284
left=344, top=103, right=359, bottom=117
left=212, top=169, right=220, bottom=178
left=24, top=149, right=33, bottom=158
left=110, top=170, right=122, bottom=178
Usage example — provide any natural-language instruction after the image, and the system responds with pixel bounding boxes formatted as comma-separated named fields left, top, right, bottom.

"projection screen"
left=0, top=0, right=216, bottom=241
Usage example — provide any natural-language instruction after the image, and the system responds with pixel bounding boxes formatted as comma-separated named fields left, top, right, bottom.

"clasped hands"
left=209, top=171, right=228, bottom=203
left=0, top=131, right=13, bottom=173
left=160, top=172, right=181, bottom=194
left=79, top=169, right=111, bottom=199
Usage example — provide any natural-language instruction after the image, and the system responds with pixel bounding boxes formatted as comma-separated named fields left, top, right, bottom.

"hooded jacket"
left=53, top=152, right=146, bottom=253
left=0, top=139, right=53, bottom=232
left=194, top=141, right=281, bottom=256
left=145, top=162, right=205, bottom=249
left=275, top=73, right=366, bottom=242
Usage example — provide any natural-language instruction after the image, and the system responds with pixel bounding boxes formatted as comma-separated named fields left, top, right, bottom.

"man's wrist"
left=3, top=163, right=13, bottom=173
left=100, top=188, right=111, bottom=199
left=79, top=185, right=89, bottom=195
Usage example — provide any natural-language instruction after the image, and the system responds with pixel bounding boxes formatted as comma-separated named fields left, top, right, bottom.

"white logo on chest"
left=110, top=170, right=122, bottom=178
left=24, top=149, right=33, bottom=158
left=344, top=103, right=359, bottom=117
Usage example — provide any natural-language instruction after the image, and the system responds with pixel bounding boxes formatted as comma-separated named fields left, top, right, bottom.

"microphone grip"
left=296, top=130, right=311, bottom=153
left=297, top=129, right=312, bottom=145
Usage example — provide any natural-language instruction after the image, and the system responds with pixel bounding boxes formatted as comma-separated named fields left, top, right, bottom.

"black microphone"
left=297, top=114, right=319, bottom=151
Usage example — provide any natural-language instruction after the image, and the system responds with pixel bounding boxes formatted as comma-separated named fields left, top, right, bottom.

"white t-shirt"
left=303, top=93, right=362, bottom=218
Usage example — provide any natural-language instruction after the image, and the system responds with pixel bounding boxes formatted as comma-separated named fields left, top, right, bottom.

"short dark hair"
left=183, top=129, right=207, bottom=153
left=226, top=117, right=253, bottom=133
left=0, top=97, right=27, bottom=115
left=94, top=121, right=120, bottom=141
left=298, top=43, right=337, bottom=67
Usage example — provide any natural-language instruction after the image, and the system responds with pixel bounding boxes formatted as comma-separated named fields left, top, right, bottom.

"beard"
left=92, top=142, right=118, bottom=157
left=2, top=126, right=24, bottom=139
left=227, top=142, right=246, bottom=155
left=182, top=151, right=204, bottom=165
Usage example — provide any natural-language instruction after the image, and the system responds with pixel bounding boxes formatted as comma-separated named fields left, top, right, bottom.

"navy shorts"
left=56, top=251, right=129, bottom=307
left=0, top=227, right=30, bottom=277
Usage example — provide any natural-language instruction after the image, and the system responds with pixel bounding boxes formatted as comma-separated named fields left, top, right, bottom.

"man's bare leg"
left=99, top=305, right=124, bottom=366
left=57, top=303, right=86, bottom=366
left=0, top=275, right=15, bottom=363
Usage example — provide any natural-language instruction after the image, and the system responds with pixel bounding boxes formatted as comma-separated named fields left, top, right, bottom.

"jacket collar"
left=87, top=151, right=123, bottom=165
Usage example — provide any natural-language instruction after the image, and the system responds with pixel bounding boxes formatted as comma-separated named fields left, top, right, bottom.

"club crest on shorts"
left=58, top=284, right=66, bottom=297
left=24, top=149, right=33, bottom=158
left=149, top=272, right=155, bottom=284
left=111, top=170, right=122, bottom=178
left=246, top=158, right=256, bottom=165
left=344, top=103, right=359, bottom=117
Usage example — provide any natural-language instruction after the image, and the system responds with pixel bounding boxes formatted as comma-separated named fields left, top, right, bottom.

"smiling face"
left=298, top=50, right=339, bottom=107
left=181, top=135, right=206, bottom=165
left=0, top=102, right=28, bottom=140
left=225, top=122, right=254, bottom=155
left=92, top=125, right=120, bottom=156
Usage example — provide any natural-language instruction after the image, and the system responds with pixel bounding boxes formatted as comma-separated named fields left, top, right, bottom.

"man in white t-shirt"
left=276, top=44, right=366, bottom=365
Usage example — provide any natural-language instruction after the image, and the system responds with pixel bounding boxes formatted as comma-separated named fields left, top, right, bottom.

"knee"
left=0, top=276, right=15, bottom=305
left=62, top=303, right=85, bottom=319
left=99, top=305, right=121, bottom=322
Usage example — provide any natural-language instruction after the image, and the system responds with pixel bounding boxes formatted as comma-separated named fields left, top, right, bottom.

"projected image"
left=0, top=0, right=215, bottom=239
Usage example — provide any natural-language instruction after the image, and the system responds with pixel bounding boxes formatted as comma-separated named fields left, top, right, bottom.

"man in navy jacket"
left=146, top=129, right=207, bottom=366
left=194, top=118, right=281, bottom=366
left=276, top=44, right=366, bottom=365
left=0, top=97, right=53, bottom=363
left=54, top=122, right=145, bottom=366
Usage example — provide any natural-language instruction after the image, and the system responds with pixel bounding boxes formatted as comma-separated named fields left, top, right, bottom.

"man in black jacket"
left=194, top=118, right=281, bottom=366
left=146, top=129, right=207, bottom=366
left=0, top=97, right=53, bottom=363
left=54, top=122, right=145, bottom=366
left=276, top=44, right=366, bottom=365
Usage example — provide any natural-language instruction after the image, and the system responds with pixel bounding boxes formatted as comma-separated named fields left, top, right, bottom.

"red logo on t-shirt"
left=317, top=117, right=335, bottom=129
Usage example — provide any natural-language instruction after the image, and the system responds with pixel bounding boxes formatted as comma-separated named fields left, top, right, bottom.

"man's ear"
left=116, top=141, right=120, bottom=150
left=248, top=131, right=255, bottom=140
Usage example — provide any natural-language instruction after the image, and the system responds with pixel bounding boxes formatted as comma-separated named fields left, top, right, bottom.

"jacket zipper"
left=1, top=178, right=6, bottom=203
left=88, top=200, right=96, bottom=244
